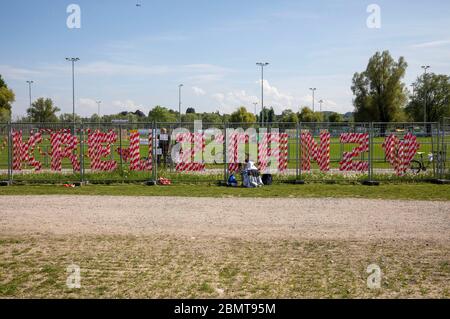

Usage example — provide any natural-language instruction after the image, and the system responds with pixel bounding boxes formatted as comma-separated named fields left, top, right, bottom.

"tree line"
left=1, top=51, right=449, bottom=124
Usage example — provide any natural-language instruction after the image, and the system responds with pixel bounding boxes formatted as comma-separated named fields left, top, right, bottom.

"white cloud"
left=79, top=98, right=98, bottom=109
left=260, top=80, right=295, bottom=110
left=411, top=39, right=450, bottom=48
left=76, top=98, right=100, bottom=117
left=112, top=100, right=141, bottom=112
left=1, top=61, right=233, bottom=82
left=192, top=86, right=206, bottom=96
left=0, top=65, right=42, bottom=80
left=212, top=90, right=258, bottom=113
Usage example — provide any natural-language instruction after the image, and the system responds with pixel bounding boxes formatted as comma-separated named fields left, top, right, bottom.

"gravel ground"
left=1, top=196, right=449, bottom=298
left=1, top=196, right=449, bottom=241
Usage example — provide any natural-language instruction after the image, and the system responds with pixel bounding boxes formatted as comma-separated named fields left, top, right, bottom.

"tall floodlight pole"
left=318, top=99, right=324, bottom=112
left=66, top=57, right=80, bottom=128
left=253, top=102, right=258, bottom=117
left=26, top=81, right=34, bottom=110
left=178, top=84, right=183, bottom=124
left=309, top=88, right=317, bottom=112
left=96, top=100, right=102, bottom=122
left=256, top=62, right=269, bottom=126
left=410, top=83, right=416, bottom=97
left=421, top=66, right=430, bottom=127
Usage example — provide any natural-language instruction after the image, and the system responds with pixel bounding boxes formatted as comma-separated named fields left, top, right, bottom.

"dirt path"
left=1, top=196, right=448, bottom=241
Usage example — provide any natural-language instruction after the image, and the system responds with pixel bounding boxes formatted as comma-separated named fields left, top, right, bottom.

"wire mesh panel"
left=153, top=121, right=226, bottom=183
left=8, top=123, right=83, bottom=183
left=297, top=122, right=370, bottom=182
left=372, top=122, right=438, bottom=181
left=0, top=121, right=447, bottom=184
left=443, top=118, right=450, bottom=178
left=81, top=122, right=155, bottom=183
left=0, top=123, right=9, bottom=181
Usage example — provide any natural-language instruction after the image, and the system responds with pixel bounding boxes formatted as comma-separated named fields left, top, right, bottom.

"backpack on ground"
left=262, top=174, right=272, bottom=185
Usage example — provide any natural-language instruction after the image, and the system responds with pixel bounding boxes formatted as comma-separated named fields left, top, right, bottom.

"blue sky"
left=1, top=0, right=449, bottom=118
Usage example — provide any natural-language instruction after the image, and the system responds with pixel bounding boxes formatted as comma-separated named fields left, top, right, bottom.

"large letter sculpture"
left=12, top=130, right=42, bottom=171
left=339, top=133, right=369, bottom=172
left=50, top=130, right=80, bottom=171
left=301, top=130, right=330, bottom=172
left=88, top=130, right=117, bottom=171
left=382, top=132, right=420, bottom=176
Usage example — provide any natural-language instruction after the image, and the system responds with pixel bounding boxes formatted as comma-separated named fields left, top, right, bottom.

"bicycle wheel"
left=410, top=160, right=422, bottom=174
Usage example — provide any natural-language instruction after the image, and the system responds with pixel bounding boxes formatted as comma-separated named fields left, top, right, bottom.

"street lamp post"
left=178, top=84, right=183, bottom=124
left=96, top=100, right=102, bottom=122
left=410, top=83, right=416, bottom=97
left=253, top=102, right=258, bottom=118
left=421, top=66, right=430, bottom=128
left=26, top=81, right=34, bottom=110
left=66, top=57, right=80, bottom=128
left=309, top=88, right=317, bottom=112
left=256, top=62, right=269, bottom=126
left=318, top=99, right=324, bottom=113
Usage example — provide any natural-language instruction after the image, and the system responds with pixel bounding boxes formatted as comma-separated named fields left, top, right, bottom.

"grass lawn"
left=1, top=235, right=448, bottom=298
left=1, top=183, right=450, bottom=201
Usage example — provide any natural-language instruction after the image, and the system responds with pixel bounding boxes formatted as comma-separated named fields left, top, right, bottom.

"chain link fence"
left=0, top=121, right=447, bottom=185
left=443, top=117, right=450, bottom=179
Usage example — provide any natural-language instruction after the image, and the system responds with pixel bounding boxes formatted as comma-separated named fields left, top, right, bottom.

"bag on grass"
left=262, top=174, right=272, bottom=185
left=227, top=174, right=238, bottom=187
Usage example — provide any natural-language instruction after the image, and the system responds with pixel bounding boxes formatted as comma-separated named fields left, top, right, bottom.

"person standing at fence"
left=158, top=128, right=171, bottom=167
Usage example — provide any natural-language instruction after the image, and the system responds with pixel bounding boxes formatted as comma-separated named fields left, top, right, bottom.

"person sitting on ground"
left=241, top=155, right=263, bottom=188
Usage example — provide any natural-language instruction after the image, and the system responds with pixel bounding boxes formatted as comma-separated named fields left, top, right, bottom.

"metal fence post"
left=295, top=122, right=300, bottom=180
left=431, top=122, right=437, bottom=178
left=153, top=121, right=158, bottom=182
left=79, top=123, right=85, bottom=184
left=299, top=122, right=303, bottom=181
left=369, top=122, right=373, bottom=181
left=223, top=122, right=228, bottom=184
left=118, top=124, right=123, bottom=178
left=7, top=122, right=12, bottom=185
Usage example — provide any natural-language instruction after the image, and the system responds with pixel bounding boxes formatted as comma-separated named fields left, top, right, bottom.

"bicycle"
left=410, top=152, right=434, bottom=174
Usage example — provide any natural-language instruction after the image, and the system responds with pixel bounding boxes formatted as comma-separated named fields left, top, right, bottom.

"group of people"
left=228, top=155, right=265, bottom=188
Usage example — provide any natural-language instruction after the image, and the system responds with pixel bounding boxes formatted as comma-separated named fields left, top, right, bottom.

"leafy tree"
left=0, top=75, right=15, bottom=122
left=27, top=98, right=60, bottom=122
left=230, top=106, right=256, bottom=123
left=279, top=109, right=298, bottom=123
left=182, top=112, right=200, bottom=122
left=201, top=111, right=223, bottom=124
left=351, top=51, right=408, bottom=122
left=259, top=107, right=275, bottom=123
left=186, top=107, right=196, bottom=114
left=328, top=112, right=344, bottom=123
left=298, top=107, right=323, bottom=122
left=59, top=113, right=82, bottom=123
left=406, top=73, right=450, bottom=122
left=148, top=105, right=178, bottom=123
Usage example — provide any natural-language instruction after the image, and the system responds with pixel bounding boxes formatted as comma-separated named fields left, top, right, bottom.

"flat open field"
left=1, top=195, right=449, bottom=298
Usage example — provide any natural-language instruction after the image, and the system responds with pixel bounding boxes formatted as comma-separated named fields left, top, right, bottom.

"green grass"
left=0, top=183, right=449, bottom=201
